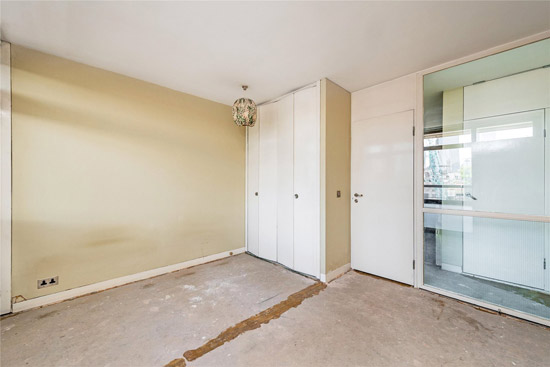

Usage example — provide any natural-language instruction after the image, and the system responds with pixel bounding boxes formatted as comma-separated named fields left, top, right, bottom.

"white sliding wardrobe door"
left=293, top=86, right=320, bottom=277
left=351, top=110, right=414, bottom=285
left=277, top=95, right=294, bottom=268
left=246, top=122, right=260, bottom=256
left=258, top=103, right=278, bottom=261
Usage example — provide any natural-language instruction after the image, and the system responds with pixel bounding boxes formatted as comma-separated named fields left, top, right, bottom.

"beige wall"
left=321, top=79, right=351, bottom=273
left=11, top=45, right=245, bottom=300
left=442, top=87, right=464, bottom=126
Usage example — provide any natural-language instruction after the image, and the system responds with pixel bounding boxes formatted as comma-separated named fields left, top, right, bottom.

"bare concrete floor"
left=195, top=270, right=550, bottom=367
left=0, top=254, right=314, bottom=367
left=2, top=254, right=549, bottom=367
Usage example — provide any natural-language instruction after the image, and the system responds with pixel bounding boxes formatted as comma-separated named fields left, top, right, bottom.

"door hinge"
left=544, top=129, right=546, bottom=138
left=412, top=126, right=416, bottom=136
left=413, top=260, right=416, bottom=270
left=544, top=258, right=546, bottom=270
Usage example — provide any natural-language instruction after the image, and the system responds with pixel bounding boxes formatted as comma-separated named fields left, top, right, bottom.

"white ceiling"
left=1, top=1, right=549, bottom=105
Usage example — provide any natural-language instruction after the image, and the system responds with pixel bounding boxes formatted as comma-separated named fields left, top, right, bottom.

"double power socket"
left=37, top=276, right=59, bottom=289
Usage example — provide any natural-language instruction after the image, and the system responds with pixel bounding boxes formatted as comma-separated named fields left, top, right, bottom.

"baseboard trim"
left=12, top=247, right=245, bottom=313
left=320, top=263, right=351, bottom=283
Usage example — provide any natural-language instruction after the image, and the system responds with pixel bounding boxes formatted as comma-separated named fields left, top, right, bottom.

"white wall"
left=351, top=74, right=416, bottom=122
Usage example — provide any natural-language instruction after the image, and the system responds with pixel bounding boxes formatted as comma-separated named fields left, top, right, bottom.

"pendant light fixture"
left=232, top=85, right=257, bottom=127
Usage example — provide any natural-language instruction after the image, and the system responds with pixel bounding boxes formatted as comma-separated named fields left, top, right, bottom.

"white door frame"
left=414, top=31, right=550, bottom=326
left=1, top=41, right=12, bottom=315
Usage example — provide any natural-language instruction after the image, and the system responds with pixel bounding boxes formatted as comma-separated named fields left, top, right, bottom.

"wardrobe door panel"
left=293, top=86, right=320, bottom=277
left=277, top=95, right=294, bottom=268
left=246, top=120, right=260, bottom=256
left=258, top=103, right=278, bottom=261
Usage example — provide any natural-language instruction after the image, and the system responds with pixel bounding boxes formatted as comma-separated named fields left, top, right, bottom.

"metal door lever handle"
left=354, top=193, right=363, bottom=197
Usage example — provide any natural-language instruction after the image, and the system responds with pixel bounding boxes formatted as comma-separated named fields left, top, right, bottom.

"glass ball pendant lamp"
left=232, top=85, right=257, bottom=127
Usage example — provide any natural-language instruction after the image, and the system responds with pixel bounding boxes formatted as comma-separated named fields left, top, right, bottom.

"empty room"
left=1, top=1, right=550, bottom=366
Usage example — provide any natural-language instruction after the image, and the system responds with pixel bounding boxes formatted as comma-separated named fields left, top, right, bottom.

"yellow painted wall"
left=442, top=87, right=464, bottom=126
left=322, top=79, right=351, bottom=273
left=11, top=45, right=245, bottom=300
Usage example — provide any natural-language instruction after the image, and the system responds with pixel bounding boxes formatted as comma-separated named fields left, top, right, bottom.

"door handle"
left=354, top=193, right=363, bottom=197
left=295, top=194, right=299, bottom=199
left=255, top=192, right=258, bottom=196
left=466, top=193, right=477, bottom=200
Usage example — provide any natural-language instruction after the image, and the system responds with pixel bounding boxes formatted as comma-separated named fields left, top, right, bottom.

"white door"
left=258, top=103, right=278, bottom=261
left=293, top=86, right=320, bottom=277
left=462, top=109, right=546, bottom=289
left=277, top=95, right=294, bottom=268
left=246, top=120, right=260, bottom=256
left=351, top=110, right=414, bottom=285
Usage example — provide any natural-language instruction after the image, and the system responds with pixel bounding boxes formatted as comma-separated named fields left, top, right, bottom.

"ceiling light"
left=232, top=85, right=257, bottom=127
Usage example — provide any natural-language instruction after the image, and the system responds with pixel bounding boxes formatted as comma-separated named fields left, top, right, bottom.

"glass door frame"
left=412, top=32, right=550, bottom=327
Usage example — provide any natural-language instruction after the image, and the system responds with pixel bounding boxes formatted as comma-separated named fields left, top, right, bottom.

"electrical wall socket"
left=37, top=276, right=59, bottom=289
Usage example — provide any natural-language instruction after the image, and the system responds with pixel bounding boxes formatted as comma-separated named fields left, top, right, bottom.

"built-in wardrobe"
left=246, top=82, right=321, bottom=278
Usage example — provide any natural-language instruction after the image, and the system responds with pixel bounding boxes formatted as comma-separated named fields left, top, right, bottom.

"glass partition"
left=423, top=38, right=550, bottom=322
left=424, top=213, right=549, bottom=320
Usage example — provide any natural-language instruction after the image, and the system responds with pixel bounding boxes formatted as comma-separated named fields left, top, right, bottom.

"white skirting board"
left=12, top=247, right=245, bottom=313
left=320, top=263, right=351, bottom=283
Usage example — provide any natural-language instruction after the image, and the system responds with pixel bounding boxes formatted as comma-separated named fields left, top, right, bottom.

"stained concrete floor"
left=0, top=254, right=314, bottom=367
left=193, top=270, right=550, bottom=367
left=2, top=254, right=550, bottom=367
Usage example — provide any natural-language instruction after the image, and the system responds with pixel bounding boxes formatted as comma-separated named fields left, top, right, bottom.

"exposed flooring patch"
left=177, top=282, right=326, bottom=364
left=165, top=358, right=187, bottom=367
